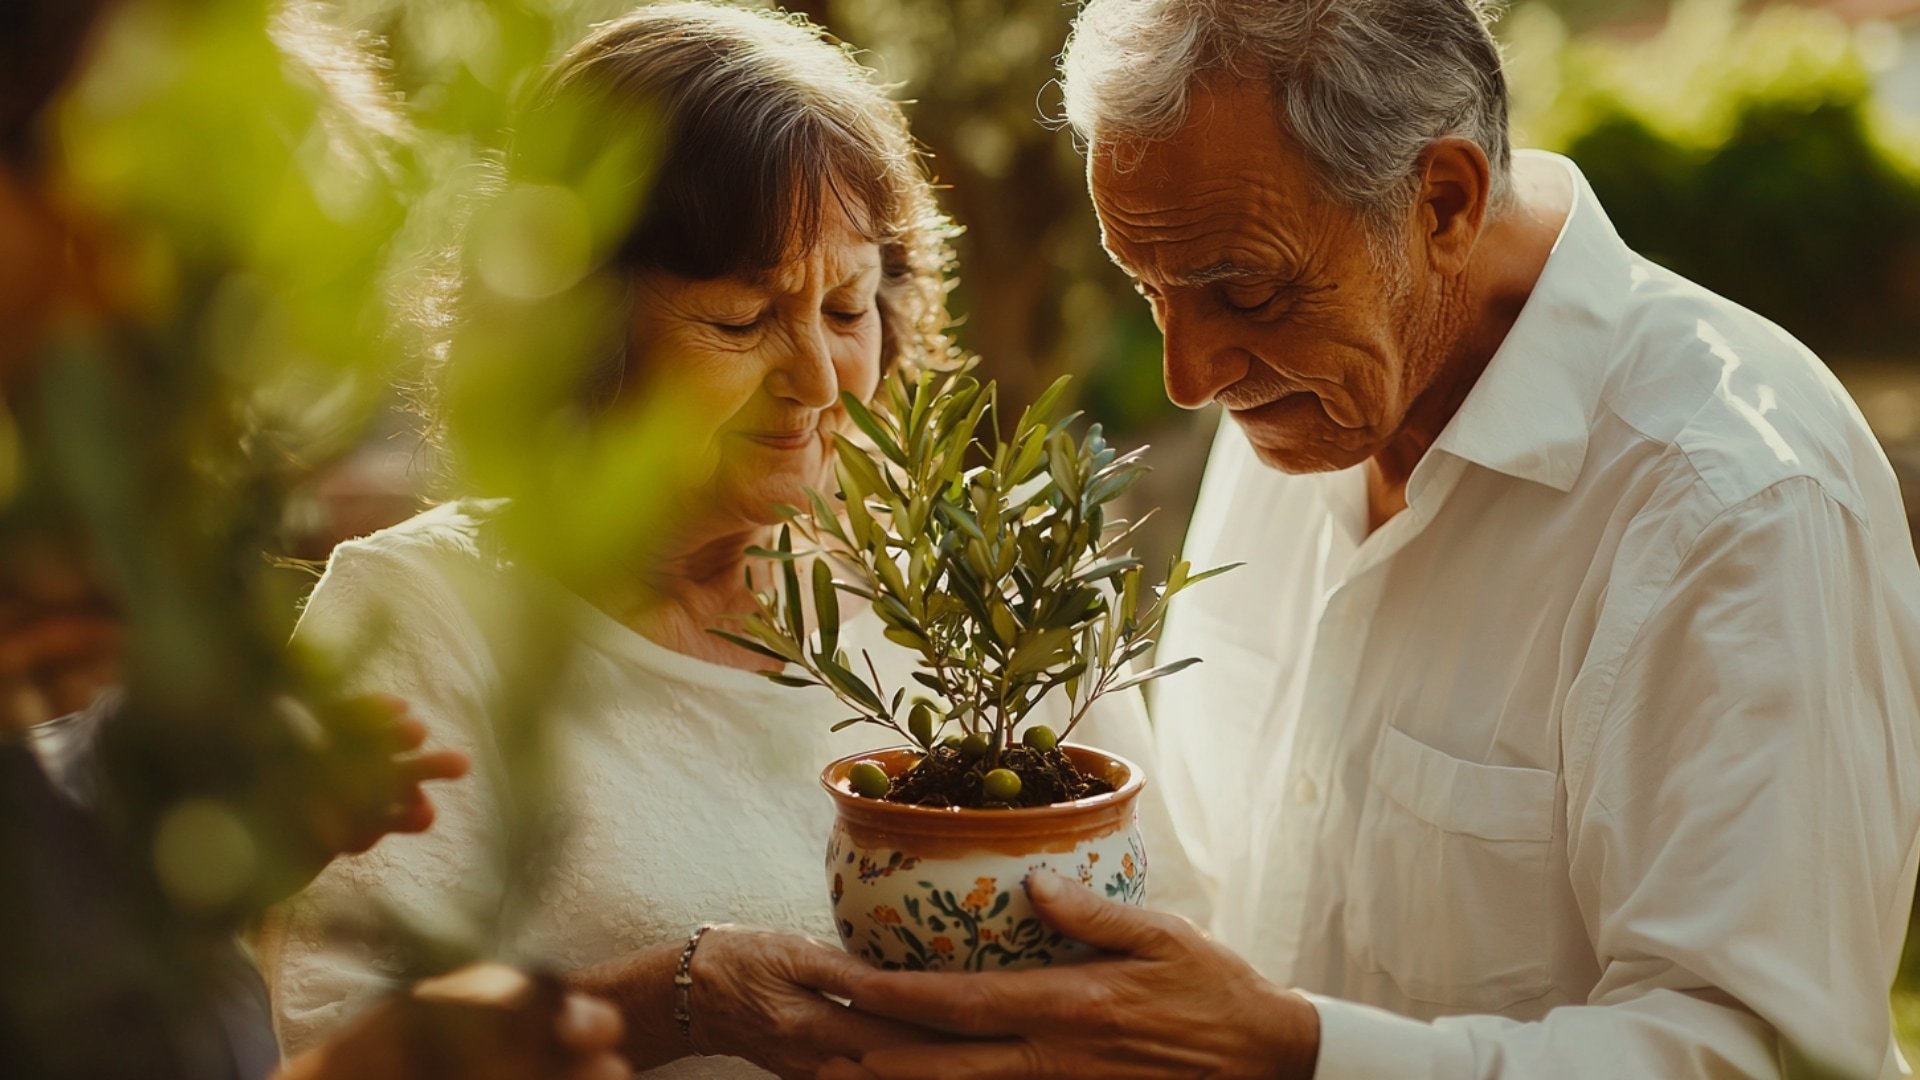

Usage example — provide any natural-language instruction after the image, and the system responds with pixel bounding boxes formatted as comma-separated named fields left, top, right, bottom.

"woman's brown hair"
left=527, top=2, right=957, bottom=377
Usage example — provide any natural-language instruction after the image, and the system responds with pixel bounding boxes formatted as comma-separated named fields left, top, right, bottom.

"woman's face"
left=627, top=199, right=884, bottom=533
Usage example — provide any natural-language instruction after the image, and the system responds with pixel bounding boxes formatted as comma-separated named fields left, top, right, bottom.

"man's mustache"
left=1215, top=370, right=1311, bottom=411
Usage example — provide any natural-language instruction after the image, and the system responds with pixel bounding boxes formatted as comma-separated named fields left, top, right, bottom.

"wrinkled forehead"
left=747, top=190, right=885, bottom=292
left=1088, top=139, right=1325, bottom=285
left=1084, top=75, right=1336, bottom=279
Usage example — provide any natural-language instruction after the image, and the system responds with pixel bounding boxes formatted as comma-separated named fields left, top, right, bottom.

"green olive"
left=983, top=768, right=1023, bottom=801
left=848, top=761, right=892, bottom=798
left=1021, top=725, right=1058, bottom=752
left=959, top=732, right=993, bottom=760
left=908, top=703, right=937, bottom=748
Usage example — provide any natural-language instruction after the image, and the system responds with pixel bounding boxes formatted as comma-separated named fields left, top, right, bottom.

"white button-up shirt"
left=1150, top=151, right=1920, bottom=1078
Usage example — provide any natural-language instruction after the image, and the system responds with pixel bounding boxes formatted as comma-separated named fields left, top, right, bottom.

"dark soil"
left=884, top=744, right=1115, bottom=809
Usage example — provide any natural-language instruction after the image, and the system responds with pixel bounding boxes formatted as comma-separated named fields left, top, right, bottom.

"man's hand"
left=275, top=962, right=631, bottom=1080
left=818, top=870, right=1321, bottom=1080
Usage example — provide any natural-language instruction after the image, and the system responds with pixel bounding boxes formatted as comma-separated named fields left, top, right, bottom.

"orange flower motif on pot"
left=977, top=927, right=998, bottom=943
left=872, top=905, right=903, bottom=925
left=1102, top=835, right=1149, bottom=906
left=962, top=877, right=997, bottom=913
left=931, top=936, right=954, bottom=956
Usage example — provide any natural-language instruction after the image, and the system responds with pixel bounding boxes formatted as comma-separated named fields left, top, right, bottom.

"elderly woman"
left=266, top=5, right=1196, bottom=1079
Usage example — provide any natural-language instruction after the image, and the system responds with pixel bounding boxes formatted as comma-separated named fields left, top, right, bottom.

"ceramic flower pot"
left=821, top=744, right=1147, bottom=971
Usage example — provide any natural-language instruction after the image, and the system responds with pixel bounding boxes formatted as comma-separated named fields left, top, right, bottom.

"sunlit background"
left=9, top=0, right=1920, bottom=1063
left=267, top=0, right=1920, bottom=567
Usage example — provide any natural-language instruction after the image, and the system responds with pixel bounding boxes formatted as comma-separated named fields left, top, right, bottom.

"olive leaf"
left=813, top=559, right=840, bottom=657
left=708, top=629, right=790, bottom=664
left=841, top=390, right=909, bottom=468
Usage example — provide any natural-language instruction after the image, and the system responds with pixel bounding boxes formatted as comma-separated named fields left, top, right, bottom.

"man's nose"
left=1161, top=308, right=1244, bottom=410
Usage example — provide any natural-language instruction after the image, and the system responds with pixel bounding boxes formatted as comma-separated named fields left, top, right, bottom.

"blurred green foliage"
left=29, top=0, right=430, bottom=930
left=1507, top=0, right=1920, bottom=355
left=6, top=0, right=707, bottom=974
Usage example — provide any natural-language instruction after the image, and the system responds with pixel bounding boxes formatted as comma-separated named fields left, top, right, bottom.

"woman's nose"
left=769, top=314, right=838, bottom=408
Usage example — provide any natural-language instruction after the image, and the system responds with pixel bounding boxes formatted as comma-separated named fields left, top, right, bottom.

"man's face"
left=1090, top=74, right=1444, bottom=474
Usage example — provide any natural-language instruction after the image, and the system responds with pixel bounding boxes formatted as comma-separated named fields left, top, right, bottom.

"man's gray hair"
left=1060, top=0, right=1514, bottom=227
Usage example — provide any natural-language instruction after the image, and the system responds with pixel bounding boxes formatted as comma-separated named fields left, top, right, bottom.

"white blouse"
left=1152, top=151, right=1920, bottom=1079
left=264, top=501, right=1200, bottom=1077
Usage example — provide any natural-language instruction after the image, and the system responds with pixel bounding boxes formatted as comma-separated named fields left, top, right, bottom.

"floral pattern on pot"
left=826, top=814, right=1147, bottom=971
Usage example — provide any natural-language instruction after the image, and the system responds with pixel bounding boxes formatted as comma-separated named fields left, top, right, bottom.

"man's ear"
left=1414, top=136, right=1491, bottom=277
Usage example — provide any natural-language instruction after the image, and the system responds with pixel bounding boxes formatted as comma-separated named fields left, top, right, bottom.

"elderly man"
left=821, top=0, right=1920, bottom=1077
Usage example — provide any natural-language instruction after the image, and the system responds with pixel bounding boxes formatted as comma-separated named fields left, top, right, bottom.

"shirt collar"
left=1425, top=151, right=1624, bottom=494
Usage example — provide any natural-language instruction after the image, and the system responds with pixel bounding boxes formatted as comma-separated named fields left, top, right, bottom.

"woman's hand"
left=690, top=925, right=941, bottom=1078
left=571, top=925, right=942, bottom=1079
left=276, top=962, right=630, bottom=1080
left=262, top=692, right=470, bottom=904
left=296, top=693, right=471, bottom=862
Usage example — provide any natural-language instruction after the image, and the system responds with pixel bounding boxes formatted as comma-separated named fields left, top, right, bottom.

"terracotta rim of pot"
left=822, top=744, right=1144, bottom=857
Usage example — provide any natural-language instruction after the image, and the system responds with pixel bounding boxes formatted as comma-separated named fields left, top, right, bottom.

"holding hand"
left=690, top=925, right=941, bottom=1077
left=819, top=871, right=1321, bottom=1080
left=572, top=925, right=943, bottom=1079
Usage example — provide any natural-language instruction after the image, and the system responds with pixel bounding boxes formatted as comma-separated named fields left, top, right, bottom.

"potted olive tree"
left=714, top=366, right=1231, bottom=970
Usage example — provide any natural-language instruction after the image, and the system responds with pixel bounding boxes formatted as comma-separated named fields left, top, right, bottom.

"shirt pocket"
left=1342, top=724, right=1559, bottom=1012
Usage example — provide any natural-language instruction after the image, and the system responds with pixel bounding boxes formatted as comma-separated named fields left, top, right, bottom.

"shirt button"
left=1293, top=777, right=1319, bottom=804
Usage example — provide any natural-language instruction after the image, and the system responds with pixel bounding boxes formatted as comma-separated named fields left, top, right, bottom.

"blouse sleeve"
left=260, top=537, right=509, bottom=1056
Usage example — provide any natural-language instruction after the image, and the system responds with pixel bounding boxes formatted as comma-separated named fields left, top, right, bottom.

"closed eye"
left=827, top=308, right=871, bottom=326
left=711, top=315, right=765, bottom=334
left=1216, top=283, right=1288, bottom=316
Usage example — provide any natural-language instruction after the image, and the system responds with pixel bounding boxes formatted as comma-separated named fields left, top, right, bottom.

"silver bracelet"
left=672, top=924, right=715, bottom=1055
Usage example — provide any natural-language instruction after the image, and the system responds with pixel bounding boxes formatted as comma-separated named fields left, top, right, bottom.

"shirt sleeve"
left=1309, top=475, right=1920, bottom=1079
left=259, top=539, right=509, bottom=1056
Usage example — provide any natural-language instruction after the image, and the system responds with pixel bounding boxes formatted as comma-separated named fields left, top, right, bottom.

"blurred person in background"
left=264, top=5, right=1201, bottom=1079
left=0, top=1, right=630, bottom=1078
